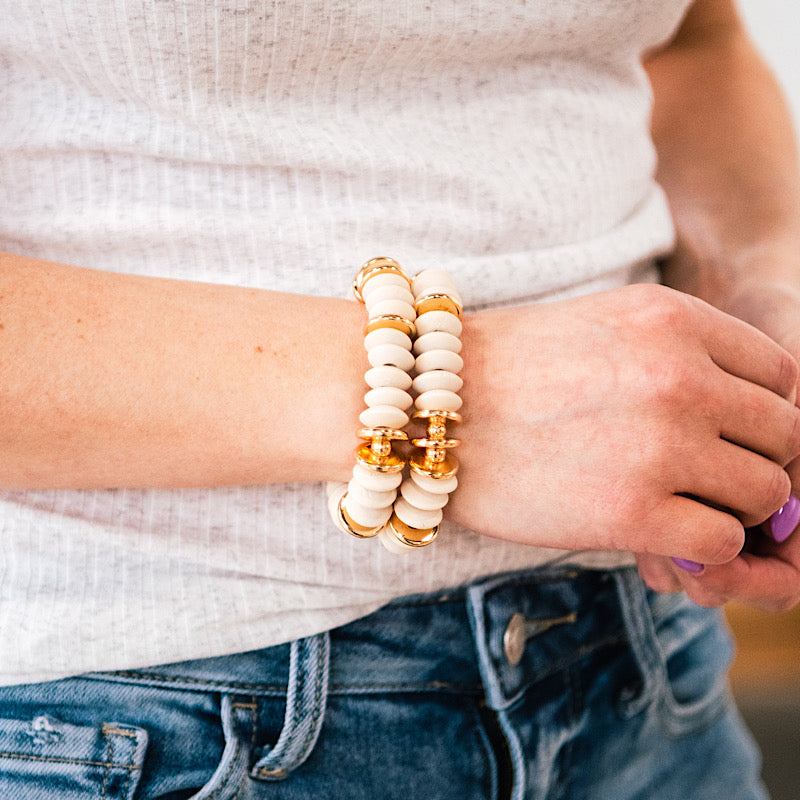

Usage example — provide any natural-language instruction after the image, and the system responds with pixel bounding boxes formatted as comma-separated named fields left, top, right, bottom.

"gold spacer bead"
left=414, top=294, right=463, bottom=320
left=353, top=258, right=411, bottom=303
left=355, top=442, right=406, bottom=474
left=410, top=450, right=459, bottom=480
left=338, top=494, right=383, bottom=539
left=411, top=437, right=460, bottom=451
left=412, top=410, right=462, bottom=426
left=387, top=512, right=439, bottom=548
left=364, top=314, right=417, bottom=339
left=357, top=427, right=408, bottom=442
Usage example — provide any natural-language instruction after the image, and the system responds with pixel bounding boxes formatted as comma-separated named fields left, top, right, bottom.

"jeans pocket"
left=0, top=713, right=147, bottom=799
left=648, top=592, right=733, bottom=737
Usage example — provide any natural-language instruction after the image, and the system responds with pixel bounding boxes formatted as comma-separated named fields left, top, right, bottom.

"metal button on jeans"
left=503, top=611, right=578, bottom=666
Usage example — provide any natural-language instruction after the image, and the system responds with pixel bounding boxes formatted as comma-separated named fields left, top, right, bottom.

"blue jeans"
left=0, top=566, right=767, bottom=799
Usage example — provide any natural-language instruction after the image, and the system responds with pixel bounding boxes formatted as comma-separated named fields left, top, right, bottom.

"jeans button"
left=503, top=612, right=526, bottom=666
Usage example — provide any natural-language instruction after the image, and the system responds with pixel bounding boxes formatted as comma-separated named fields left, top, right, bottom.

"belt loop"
left=252, top=632, right=331, bottom=781
left=612, top=568, right=664, bottom=716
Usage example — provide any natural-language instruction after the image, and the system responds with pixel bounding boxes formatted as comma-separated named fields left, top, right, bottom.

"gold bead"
left=410, top=450, right=459, bottom=480
left=414, top=294, right=462, bottom=320
left=387, top=512, right=439, bottom=548
left=337, top=494, right=383, bottom=539
left=364, top=314, right=417, bottom=339
left=355, top=442, right=406, bottom=474
left=412, top=410, right=462, bottom=426
left=411, top=437, right=460, bottom=451
left=353, top=258, right=411, bottom=303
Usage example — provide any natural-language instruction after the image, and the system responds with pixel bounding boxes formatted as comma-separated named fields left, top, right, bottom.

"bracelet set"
left=327, top=257, right=463, bottom=553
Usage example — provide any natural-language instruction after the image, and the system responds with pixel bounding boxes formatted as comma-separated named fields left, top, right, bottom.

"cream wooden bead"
left=415, top=310, right=463, bottom=337
left=359, top=405, right=409, bottom=429
left=393, top=497, right=444, bottom=530
left=346, top=479, right=396, bottom=509
left=365, top=365, right=413, bottom=391
left=412, top=269, right=459, bottom=295
left=361, top=272, right=411, bottom=301
left=367, top=343, right=416, bottom=371
left=343, top=496, right=393, bottom=528
left=364, top=327, right=412, bottom=352
left=364, top=386, right=413, bottom=411
left=410, top=470, right=458, bottom=495
left=412, top=369, right=463, bottom=394
left=414, top=349, right=463, bottom=374
left=414, top=286, right=463, bottom=306
left=413, top=331, right=462, bottom=355
left=353, top=463, right=403, bottom=491
left=364, top=284, right=415, bottom=309
left=400, top=479, right=449, bottom=511
left=415, top=389, right=463, bottom=412
left=367, top=298, right=416, bottom=321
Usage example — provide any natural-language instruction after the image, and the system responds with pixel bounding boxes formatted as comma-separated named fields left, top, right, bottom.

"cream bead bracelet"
left=327, top=258, right=463, bottom=553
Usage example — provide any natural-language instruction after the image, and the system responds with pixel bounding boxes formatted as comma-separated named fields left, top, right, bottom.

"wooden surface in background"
left=726, top=603, right=800, bottom=690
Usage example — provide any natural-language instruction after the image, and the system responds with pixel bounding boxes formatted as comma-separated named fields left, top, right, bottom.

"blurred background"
left=725, top=3, right=800, bottom=799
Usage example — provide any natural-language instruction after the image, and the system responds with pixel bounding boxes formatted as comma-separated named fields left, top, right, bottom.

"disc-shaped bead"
left=413, top=286, right=463, bottom=307
left=364, top=386, right=413, bottom=411
left=364, top=327, right=412, bottom=353
left=347, top=478, right=396, bottom=509
left=412, top=269, right=458, bottom=295
left=364, top=283, right=415, bottom=309
left=378, top=526, right=418, bottom=554
left=359, top=405, right=409, bottom=429
left=367, top=298, right=416, bottom=321
left=410, top=470, right=458, bottom=495
left=343, top=495, right=394, bottom=528
left=414, top=349, right=463, bottom=374
left=413, top=331, right=462, bottom=355
left=415, top=310, right=463, bottom=337
left=415, top=389, right=462, bottom=412
left=368, top=343, right=416, bottom=371
left=365, top=365, right=413, bottom=390
left=353, top=463, right=404, bottom=491
left=400, top=479, right=449, bottom=510
left=393, top=497, right=444, bottom=530
left=361, top=272, right=410, bottom=302
left=411, top=370, right=463, bottom=394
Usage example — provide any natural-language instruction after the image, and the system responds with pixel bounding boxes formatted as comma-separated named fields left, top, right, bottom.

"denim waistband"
left=89, top=565, right=641, bottom=709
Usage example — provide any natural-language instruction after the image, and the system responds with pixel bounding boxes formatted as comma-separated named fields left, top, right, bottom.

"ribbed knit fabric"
left=0, top=0, right=690, bottom=684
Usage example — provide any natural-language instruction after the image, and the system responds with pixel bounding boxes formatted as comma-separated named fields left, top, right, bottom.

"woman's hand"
left=637, top=280, right=800, bottom=611
left=447, top=283, right=800, bottom=567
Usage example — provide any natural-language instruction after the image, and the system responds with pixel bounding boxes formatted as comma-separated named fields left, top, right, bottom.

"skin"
left=1, top=0, right=799, bottom=611
left=637, top=0, right=800, bottom=610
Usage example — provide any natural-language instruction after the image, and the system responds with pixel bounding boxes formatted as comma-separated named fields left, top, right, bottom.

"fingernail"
left=671, top=557, right=705, bottom=575
left=770, top=495, right=800, bottom=543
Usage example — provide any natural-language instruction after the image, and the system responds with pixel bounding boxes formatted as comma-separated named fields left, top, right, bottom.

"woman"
left=0, top=0, right=798, bottom=797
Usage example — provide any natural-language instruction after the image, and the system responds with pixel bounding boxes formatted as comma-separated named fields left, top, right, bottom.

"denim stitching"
left=205, top=699, right=250, bottom=800
left=100, top=733, right=112, bottom=799
left=90, top=671, right=288, bottom=693
left=0, top=751, right=141, bottom=769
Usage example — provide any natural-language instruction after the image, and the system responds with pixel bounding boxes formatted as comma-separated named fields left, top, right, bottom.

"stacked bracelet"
left=380, top=271, right=463, bottom=553
left=328, top=258, right=462, bottom=553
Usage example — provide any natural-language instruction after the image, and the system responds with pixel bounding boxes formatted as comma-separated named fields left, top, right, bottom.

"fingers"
left=678, top=440, right=792, bottom=528
left=698, top=298, right=799, bottom=401
left=717, top=374, right=800, bottom=467
left=647, top=494, right=745, bottom=564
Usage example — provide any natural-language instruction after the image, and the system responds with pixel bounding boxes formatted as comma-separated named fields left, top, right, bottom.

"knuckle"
left=763, top=467, right=792, bottom=515
left=785, top=408, right=800, bottom=465
left=702, top=516, right=745, bottom=565
left=776, top=349, right=799, bottom=400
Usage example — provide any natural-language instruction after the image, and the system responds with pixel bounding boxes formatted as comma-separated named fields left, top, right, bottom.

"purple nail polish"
left=672, top=557, right=705, bottom=575
left=770, top=495, right=800, bottom=543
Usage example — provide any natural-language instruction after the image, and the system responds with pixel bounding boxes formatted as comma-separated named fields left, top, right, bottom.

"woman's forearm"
left=646, top=0, right=800, bottom=311
left=0, top=251, right=364, bottom=489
